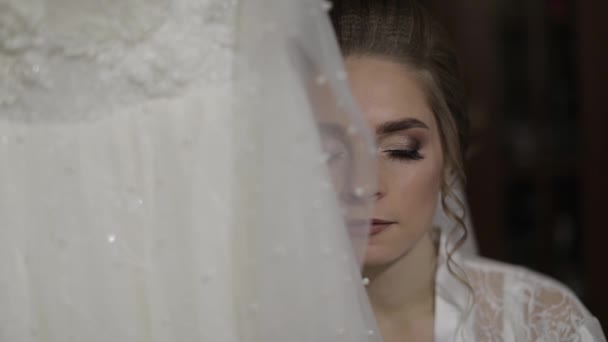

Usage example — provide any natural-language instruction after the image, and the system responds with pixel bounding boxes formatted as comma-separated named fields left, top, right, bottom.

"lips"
left=346, top=219, right=395, bottom=236
left=370, top=219, right=395, bottom=236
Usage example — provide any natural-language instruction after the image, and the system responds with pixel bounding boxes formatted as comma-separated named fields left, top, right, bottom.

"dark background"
left=420, top=0, right=608, bottom=328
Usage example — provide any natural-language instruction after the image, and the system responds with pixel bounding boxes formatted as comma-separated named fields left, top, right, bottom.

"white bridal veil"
left=0, top=0, right=381, bottom=341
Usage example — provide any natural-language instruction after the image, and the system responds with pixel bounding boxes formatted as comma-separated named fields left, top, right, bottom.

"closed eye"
left=385, top=149, right=424, bottom=161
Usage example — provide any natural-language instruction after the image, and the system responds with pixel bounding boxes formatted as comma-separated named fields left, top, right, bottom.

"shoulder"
left=460, top=256, right=604, bottom=341
left=462, top=255, right=587, bottom=314
left=463, top=255, right=579, bottom=296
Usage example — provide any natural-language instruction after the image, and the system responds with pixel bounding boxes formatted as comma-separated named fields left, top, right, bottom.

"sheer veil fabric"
left=0, top=0, right=381, bottom=341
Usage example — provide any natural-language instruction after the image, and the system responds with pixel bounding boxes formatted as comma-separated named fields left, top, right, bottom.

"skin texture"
left=346, top=56, right=443, bottom=341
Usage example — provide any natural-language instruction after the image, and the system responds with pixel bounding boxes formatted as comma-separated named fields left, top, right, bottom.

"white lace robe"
left=435, top=235, right=606, bottom=341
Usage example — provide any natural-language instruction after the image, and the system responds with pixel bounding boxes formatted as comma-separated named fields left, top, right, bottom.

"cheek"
left=387, top=159, right=442, bottom=227
left=365, top=159, right=442, bottom=266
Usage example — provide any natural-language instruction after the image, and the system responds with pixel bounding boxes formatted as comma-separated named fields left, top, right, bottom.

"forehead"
left=345, top=57, right=435, bottom=129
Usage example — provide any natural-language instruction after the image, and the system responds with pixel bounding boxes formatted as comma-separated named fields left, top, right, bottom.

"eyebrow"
left=376, top=118, right=429, bottom=136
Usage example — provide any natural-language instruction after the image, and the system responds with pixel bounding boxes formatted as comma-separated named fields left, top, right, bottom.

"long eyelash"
left=385, top=149, right=424, bottom=161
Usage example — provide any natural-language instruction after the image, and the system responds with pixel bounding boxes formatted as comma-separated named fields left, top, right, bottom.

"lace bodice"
left=0, top=0, right=235, bottom=123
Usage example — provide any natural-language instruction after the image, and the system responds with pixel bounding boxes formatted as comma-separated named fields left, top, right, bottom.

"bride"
left=0, top=0, right=381, bottom=341
left=330, top=0, right=606, bottom=341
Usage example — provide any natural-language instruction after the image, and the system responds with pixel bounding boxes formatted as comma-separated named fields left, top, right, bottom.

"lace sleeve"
left=519, top=281, right=597, bottom=341
left=464, top=259, right=607, bottom=341
left=580, top=317, right=607, bottom=342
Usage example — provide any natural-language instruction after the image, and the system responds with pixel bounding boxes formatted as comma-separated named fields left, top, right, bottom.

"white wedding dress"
left=0, top=0, right=380, bottom=341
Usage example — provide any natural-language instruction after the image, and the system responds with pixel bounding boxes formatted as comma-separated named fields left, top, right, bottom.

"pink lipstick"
left=370, top=219, right=395, bottom=236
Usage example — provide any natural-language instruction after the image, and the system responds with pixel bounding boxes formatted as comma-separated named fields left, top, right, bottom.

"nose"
left=374, top=164, right=386, bottom=201
left=342, top=183, right=376, bottom=205
left=340, top=156, right=378, bottom=205
left=337, top=130, right=380, bottom=206
left=374, top=188, right=384, bottom=201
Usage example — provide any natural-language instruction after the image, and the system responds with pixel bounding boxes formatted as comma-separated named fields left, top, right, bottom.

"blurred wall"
left=421, top=0, right=608, bottom=327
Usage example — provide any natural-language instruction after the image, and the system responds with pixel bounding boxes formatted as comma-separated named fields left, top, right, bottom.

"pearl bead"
left=322, top=1, right=333, bottom=12
left=107, top=234, right=117, bottom=243
left=354, top=187, right=365, bottom=197
left=362, top=277, right=370, bottom=286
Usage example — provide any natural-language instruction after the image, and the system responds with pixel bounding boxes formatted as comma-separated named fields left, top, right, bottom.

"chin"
left=362, top=244, right=405, bottom=267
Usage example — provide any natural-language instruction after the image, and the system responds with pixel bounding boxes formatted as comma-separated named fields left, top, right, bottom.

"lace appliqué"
left=0, top=0, right=236, bottom=123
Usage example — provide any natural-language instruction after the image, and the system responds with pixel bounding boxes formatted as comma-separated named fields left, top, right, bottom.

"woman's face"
left=345, top=57, right=444, bottom=266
